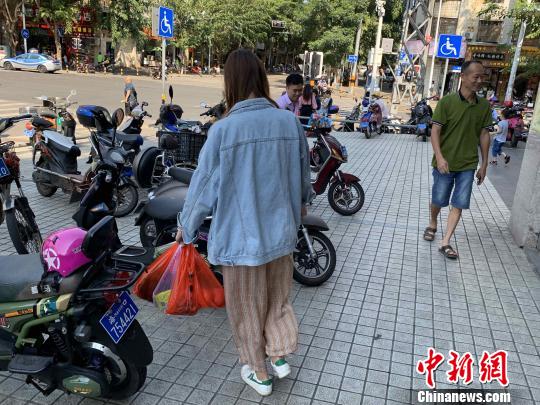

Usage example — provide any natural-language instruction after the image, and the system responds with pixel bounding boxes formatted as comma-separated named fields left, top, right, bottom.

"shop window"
left=431, top=18, right=458, bottom=37
left=477, top=20, right=502, bottom=43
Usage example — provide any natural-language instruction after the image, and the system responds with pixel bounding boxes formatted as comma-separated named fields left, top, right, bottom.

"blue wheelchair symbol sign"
left=21, top=29, right=30, bottom=40
left=436, top=34, right=462, bottom=59
left=158, top=6, right=174, bottom=38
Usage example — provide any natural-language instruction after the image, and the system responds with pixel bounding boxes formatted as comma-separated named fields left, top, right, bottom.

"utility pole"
left=505, top=0, right=531, bottom=102
left=350, top=17, right=363, bottom=94
left=370, top=0, right=386, bottom=97
left=426, top=0, right=442, bottom=98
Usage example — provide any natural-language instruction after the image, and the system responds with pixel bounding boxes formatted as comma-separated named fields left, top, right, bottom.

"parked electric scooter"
left=308, top=115, right=365, bottom=215
left=0, top=114, right=42, bottom=254
left=133, top=87, right=225, bottom=188
left=31, top=107, right=138, bottom=216
left=408, top=97, right=434, bottom=142
left=134, top=167, right=336, bottom=286
left=21, top=90, right=78, bottom=144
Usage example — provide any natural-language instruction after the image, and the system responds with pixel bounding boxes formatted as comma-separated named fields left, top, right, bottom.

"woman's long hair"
left=223, top=49, right=277, bottom=112
left=302, top=84, right=313, bottom=103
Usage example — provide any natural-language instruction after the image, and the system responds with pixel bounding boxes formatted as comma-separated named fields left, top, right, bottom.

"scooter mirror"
left=168, top=85, right=174, bottom=102
left=142, top=101, right=149, bottom=107
left=111, top=108, right=124, bottom=128
left=200, top=101, right=207, bottom=108
left=70, top=89, right=77, bottom=96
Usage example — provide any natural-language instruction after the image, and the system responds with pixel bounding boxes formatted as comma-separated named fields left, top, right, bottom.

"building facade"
left=427, top=0, right=539, bottom=99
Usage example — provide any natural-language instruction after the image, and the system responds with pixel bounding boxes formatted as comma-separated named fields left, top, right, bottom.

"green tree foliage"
left=101, top=0, right=404, bottom=69
left=479, top=0, right=540, bottom=77
left=36, top=0, right=78, bottom=63
left=107, top=0, right=151, bottom=46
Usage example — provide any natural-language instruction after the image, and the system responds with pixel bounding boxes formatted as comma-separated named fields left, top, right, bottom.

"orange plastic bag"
left=133, top=244, right=178, bottom=302
left=166, top=244, right=225, bottom=315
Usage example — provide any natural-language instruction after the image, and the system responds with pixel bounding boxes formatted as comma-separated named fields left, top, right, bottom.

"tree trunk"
left=53, top=23, right=62, bottom=66
left=1, top=0, right=23, bottom=53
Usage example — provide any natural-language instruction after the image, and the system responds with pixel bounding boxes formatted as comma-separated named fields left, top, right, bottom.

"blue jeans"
left=492, top=140, right=504, bottom=157
left=432, top=169, right=475, bottom=209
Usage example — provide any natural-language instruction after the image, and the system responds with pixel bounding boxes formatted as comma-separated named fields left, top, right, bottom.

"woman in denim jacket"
left=175, top=49, right=314, bottom=396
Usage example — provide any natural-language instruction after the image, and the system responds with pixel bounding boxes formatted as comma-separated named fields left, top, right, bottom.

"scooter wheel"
left=36, top=182, right=57, bottom=197
left=328, top=180, right=365, bottom=215
left=114, top=182, right=139, bottom=217
left=293, top=230, right=336, bottom=286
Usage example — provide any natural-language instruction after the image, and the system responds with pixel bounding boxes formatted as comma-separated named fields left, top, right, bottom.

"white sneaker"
left=271, top=358, right=291, bottom=379
left=241, top=365, right=272, bottom=396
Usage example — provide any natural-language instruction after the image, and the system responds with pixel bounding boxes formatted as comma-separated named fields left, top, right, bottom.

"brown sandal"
left=423, top=227, right=437, bottom=241
left=439, top=245, right=458, bottom=259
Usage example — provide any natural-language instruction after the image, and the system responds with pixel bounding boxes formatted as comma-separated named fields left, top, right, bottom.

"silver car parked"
left=1, top=53, right=61, bottom=73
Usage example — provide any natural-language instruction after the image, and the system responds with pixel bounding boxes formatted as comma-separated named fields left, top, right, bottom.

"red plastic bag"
left=166, top=244, right=225, bottom=315
left=133, top=244, right=178, bottom=302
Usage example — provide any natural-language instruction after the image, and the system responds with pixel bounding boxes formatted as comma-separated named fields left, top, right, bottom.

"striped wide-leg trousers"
left=222, top=254, right=298, bottom=373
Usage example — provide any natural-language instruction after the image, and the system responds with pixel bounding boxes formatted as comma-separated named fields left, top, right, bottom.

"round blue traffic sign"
left=21, top=29, right=30, bottom=40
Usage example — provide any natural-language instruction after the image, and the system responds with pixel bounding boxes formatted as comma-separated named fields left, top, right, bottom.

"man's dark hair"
left=461, top=60, right=483, bottom=74
left=286, top=73, right=303, bottom=86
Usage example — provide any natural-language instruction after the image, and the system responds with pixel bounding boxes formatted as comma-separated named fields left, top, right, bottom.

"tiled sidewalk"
left=0, top=133, right=539, bottom=404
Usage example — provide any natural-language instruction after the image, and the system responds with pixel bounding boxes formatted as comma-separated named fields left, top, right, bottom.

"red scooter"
left=308, top=115, right=365, bottom=215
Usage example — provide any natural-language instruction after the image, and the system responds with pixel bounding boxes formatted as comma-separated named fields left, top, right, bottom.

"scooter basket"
left=157, top=130, right=207, bottom=165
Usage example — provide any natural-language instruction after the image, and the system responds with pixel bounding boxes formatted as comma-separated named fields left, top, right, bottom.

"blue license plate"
left=361, top=122, right=369, bottom=128
left=24, top=128, right=35, bottom=137
left=0, top=158, right=10, bottom=178
left=99, top=291, right=139, bottom=344
left=418, top=123, right=427, bottom=130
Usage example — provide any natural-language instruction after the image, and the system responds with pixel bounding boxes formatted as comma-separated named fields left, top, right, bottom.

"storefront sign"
left=472, top=52, right=505, bottom=61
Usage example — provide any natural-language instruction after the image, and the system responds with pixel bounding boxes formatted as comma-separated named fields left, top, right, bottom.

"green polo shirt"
left=431, top=91, right=492, bottom=171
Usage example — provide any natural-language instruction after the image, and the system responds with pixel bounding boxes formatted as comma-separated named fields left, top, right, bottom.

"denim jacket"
left=178, top=98, right=314, bottom=266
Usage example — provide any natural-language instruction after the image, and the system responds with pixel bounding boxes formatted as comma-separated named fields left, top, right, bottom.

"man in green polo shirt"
left=423, top=61, right=492, bottom=259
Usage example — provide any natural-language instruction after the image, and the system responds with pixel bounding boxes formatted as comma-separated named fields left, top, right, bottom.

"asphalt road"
left=0, top=69, right=227, bottom=121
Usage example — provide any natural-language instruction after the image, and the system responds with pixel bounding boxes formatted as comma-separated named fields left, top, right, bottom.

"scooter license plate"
left=418, top=123, right=427, bottom=130
left=0, top=158, right=10, bottom=178
left=99, top=291, right=139, bottom=344
left=24, top=128, right=35, bottom=137
left=360, top=122, right=369, bottom=128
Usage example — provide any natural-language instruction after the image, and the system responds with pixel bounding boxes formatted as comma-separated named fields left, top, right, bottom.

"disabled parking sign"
left=158, top=6, right=174, bottom=38
left=436, top=34, right=462, bottom=59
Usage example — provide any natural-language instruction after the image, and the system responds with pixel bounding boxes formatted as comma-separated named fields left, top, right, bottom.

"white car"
left=1, top=53, right=61, bottom=73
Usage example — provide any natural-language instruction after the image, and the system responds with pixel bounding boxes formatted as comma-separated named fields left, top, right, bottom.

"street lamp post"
left=350, top=17, right=363, bottom=94
left=369, top=0, right=386, bottom=98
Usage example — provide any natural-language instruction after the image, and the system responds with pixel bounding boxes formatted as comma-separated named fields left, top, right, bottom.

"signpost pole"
left=426, top=0, right=442, bottom=98
left=162, top=38, right=166, bottom=103
left=440, top=58, right=449, bottom=97
left=22, top=2, right=28, bottom=53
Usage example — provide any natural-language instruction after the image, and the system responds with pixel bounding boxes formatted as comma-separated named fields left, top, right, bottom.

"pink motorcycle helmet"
left=41, top=227, right=92, bottom=277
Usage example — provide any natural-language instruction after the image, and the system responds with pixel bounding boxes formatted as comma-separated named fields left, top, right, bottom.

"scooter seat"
left=0, top=254, right=83, bottom=301
left=145, top=186, right=188, bottom=220
left=116, top=131, right=143, bottom=145
left=168, top=167, right=193, bottom=184
left=31, top=117, right=54, bottom=130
